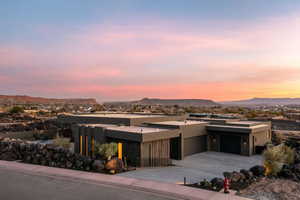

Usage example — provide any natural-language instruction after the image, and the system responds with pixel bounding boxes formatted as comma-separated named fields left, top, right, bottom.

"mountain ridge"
left=0, top=95, right=98, bottom=105
left=105, top=98, right=219, bottom=107
left=220, top=97, right=300, bottom=106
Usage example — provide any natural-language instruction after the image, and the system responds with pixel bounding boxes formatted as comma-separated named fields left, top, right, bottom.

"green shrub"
left=95, top=143, right=118, bottom=160
left=9, top=106, right=24, bottom=114
left=263, top=144, right=295, bottom=176
left=53, top=137, right=71, bottom=149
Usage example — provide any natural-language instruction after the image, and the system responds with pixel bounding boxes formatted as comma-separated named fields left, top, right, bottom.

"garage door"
left=184, top=135, right=207, bottom=157
left=220, top=135, right=241, bottom=154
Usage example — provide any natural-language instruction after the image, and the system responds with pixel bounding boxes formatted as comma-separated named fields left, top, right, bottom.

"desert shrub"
left=9, top=106, right=24, bottom=114
left=272, top=132, right=284, bottom=145
left=95, top=143, right=118, bottom=160
left=263, top=144, right=295, bottom=176
left=52, top=137, right=71, bottom=149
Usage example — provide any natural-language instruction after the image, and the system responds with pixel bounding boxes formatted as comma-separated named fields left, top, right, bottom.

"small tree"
left=9, top=106, right=24, bottom=114
left=95, top=143, right=118, bottom=160
left=263, top=144, right=295, bottom=176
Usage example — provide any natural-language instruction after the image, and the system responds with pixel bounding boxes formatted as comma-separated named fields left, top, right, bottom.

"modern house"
left=59, top=113, right=271, bottom=167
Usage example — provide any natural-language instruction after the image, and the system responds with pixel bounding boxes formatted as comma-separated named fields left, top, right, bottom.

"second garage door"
left=184, top=135, right=207, bottom=157
left=220, top=135, right=241, bottom=154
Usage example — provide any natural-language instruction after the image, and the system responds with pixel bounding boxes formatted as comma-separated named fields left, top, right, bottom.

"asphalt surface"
left=0, top=168, right=178, bottom=200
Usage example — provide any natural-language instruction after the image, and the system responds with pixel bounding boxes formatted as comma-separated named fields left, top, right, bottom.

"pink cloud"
left=1, top=14, right=300, bottom=101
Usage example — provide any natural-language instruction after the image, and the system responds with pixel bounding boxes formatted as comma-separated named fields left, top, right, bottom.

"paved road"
left=0, top=168, right=177, bottom=200
left=119, top=152, right=263, bottom=184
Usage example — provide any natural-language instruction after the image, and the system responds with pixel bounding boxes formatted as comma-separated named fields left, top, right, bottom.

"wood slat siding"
left=141, top=139, right=171, bottom=167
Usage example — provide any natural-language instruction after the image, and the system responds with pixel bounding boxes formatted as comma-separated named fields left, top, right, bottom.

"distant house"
left=58, top=113, right=271, bottom=167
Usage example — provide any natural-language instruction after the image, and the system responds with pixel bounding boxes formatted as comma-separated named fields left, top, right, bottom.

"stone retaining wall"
left=0, top=138, right=105, bottom=172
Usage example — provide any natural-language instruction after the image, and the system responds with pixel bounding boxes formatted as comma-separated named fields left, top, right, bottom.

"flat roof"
left=70, top=113, right=167, bottom=119
left=189, top=117, right=237, bottom=121
left=107, top=126, right=170, bottom=134
left=207, top=124, right=268, bottom=130
left=149, top=120, right=207, bottom=126
left=79, top=123, right=115, bottom=128
left=78, top=123, right=171, bottom=134
left=225, top=121, right=263, bottom=127
left=206, top=124, right=269, bottom=134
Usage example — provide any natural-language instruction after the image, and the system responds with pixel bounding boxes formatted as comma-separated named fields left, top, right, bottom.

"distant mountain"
left=220, top=98, right=300, bottom=106
left=0, top=95, right=98, bottom=105
left=105, top=98, right=219, bottom=107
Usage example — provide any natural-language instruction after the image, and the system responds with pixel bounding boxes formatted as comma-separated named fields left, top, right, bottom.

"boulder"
left=92, top=160, right=104, bottom=172
left=293, top=163, right=300, bottom=173
left=279, top=164, right=294, bottom=179
left=223, top=171, right=232, bottom=179
left=105, top=158, right=124, bottom=173
left=230, top=171, right=244, bottom=182
left=199, top=179, right=211, bottom=190
left=250, top=165, right=266, bottom=177
left=210, top=178, right=223, bottom=191
left=240, top=169, right=253, bottom=179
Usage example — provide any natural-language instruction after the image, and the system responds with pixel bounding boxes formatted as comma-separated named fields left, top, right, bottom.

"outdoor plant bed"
left=185, top=165, right=267, bottom=192
left=0, top=138, right=133, bottom=175
left=187, top=139, right=300, bottom=196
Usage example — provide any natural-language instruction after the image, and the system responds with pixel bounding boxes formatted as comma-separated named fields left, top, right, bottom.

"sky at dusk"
left=1, top=0, right=300, bottom=102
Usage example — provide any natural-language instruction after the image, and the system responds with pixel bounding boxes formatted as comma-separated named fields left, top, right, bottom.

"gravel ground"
left=239, top=178, right=300, bottom=200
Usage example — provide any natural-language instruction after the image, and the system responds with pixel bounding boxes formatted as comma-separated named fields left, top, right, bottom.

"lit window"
left=91, top=136, right=95, bottom=156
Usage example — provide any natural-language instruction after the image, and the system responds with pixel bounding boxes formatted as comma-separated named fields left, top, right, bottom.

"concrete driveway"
left=119, top=152, right=263, bottom=184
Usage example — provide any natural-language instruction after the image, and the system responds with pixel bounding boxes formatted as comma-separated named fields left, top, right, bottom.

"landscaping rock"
left=105, top=158, right=124, bottom=173
left=293, top=163, right=300, bottom=173
left=240, top=169, right=254, bottom=179
left=223, top=171, right=232, bottom=179
left=199, top=179, right=211, bottom=190
left=210, top=178, right=223, bottom=191
left=250, top=165, right=266, bottom=177
left=92, top=160, right=104, bottom=172
left=0, top=139, right=113, bottom=174
left=231, top=171, right=244, bottom=182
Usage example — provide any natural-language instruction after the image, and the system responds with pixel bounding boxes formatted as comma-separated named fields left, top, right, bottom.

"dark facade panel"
left=105, top=130, right=142, bottom=142
left=58, top=115, right=131, bottom=125
left=170, top=137, right=181, bottom=160
left=220, top=135, right=241, bottom=154
left=206, top=125, right=251, bottom=134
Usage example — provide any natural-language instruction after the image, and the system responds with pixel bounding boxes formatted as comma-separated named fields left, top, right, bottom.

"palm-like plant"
left=95, top=143, right=118, bottom=160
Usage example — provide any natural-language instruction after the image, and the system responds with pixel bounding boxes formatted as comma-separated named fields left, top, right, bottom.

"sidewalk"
left=0, top=160, right=251, bottom=200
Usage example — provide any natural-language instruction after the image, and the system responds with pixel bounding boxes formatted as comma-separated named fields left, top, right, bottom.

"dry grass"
left=95, top=143, right=118, bottom=160
left=263, top=144, right=295, bottom=176
left=52, top=137, right=71, bottom=149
